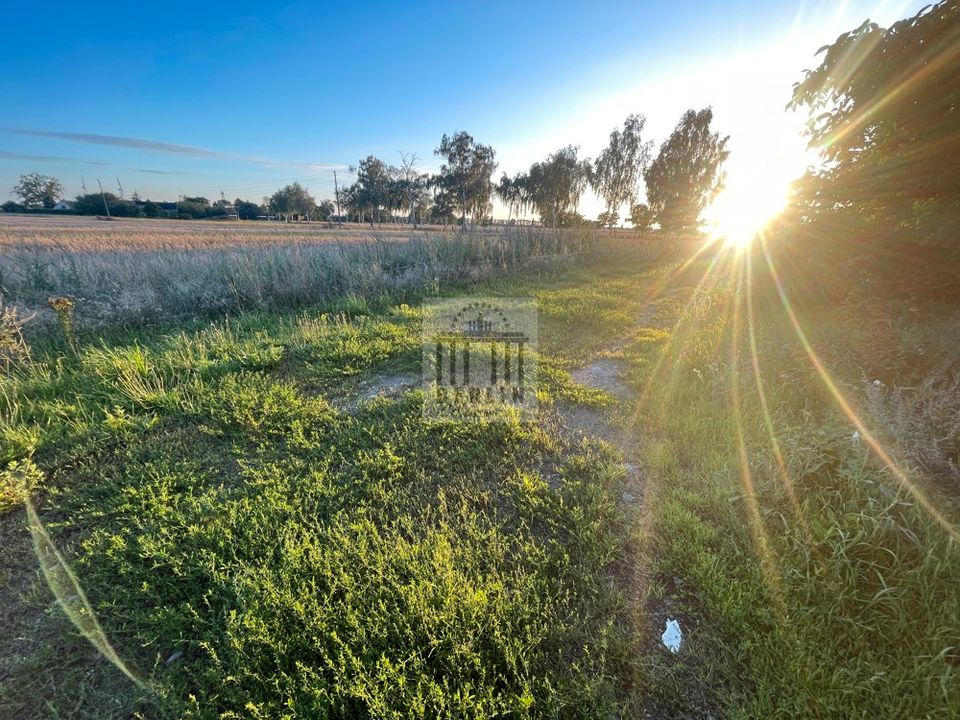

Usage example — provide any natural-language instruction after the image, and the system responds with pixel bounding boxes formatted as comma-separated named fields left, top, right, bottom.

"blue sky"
left=1, top=0, right=925, bottom=217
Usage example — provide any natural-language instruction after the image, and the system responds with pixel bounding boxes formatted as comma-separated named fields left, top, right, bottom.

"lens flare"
left=708, top=180, right=790, bottom=250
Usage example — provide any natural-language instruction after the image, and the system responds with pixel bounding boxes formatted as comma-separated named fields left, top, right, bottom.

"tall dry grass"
left=0, top=215, right=689, bottom=331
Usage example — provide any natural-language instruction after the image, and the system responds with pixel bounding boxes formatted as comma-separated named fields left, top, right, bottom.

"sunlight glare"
left=708, top=176, right=791, bottom=249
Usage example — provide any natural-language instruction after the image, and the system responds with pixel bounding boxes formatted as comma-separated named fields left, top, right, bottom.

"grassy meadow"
left=1, top=217, right=959, bottom=718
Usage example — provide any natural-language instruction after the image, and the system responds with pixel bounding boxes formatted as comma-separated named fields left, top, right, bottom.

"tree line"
left=0, top=177, right=334, bottom=222
left=336, top=111, right=727, bottom=233
left=3, top=107, right=730, bottom=233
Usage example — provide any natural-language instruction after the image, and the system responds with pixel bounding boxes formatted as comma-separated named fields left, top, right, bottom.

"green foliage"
left=59, top=408, right=630, bottom=717
left=591, top=114, right=654, bottom=222
left=316, top=198, right=335, bottom=220
left=233, top=198, right=264, bottom=220
left=596, top=209, right=618, bottom=229
left=354, top=156, right=394, bottom=225
left=268, top=182, right=317, bottom=221
left=787, top=0, right=960, bottom=286
left=0, top=287, right=641, bottom=717
left=74, top=192, right=139, bottom=217
left=634, top=271, right=960, bottom=718
left=4, top=249, right=958, bottom=718
left=644, top=108, right=729, bottom=234
left=526, top=146, right=592, bottom=229
left=434, top=131, right=498, bottom=226
left=11, top=173, right=63, bottom=209
left=629, top=203, right=654, bottom=232
left=494, top=172, right=527, bottom=223
left=177, top=196, right=211, bottom=219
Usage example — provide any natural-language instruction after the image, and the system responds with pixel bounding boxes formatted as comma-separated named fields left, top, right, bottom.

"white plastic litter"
left=851, top=430, right=861, bottom=445
left=662, top=618, right=682, bottom=653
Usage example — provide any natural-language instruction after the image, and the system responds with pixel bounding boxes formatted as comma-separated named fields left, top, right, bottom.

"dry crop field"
left=0, top=214, right=456, bottom=252
left=2, top=215, right=659, bottom=328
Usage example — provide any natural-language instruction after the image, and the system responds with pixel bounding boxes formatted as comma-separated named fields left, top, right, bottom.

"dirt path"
left=558, top=297, right=694, bottom=719
left=559, top=296, right=668, bottom=517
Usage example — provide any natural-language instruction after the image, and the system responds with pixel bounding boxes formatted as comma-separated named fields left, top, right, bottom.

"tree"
left=234, top=198, right=263, bottom=220
left=269, top=182, right=316, bottom=222
left=590, top=114, right=654, bottom=226
left=495, top=173, right=529, bottom=224
left=390, top=170, right=432, bottom=227
left=12, top=173, right=63, bottom=209
left=74, top=192, right=118, bottom=215
left=354, top=156, right=393, bottom=226
left=526, top=146, right=591, bottom=228
left=644, top=108, right=729, bottom=235
left=71, top=191, right=138, bottom=217
left=413, top=187, right=433, bottom=226
left=316, top=199, right=336, bottom=221
left=556, top=209, right=587, bottom=227
left=629, top=203, right=655, bottom=233
left=787, top=1, right=960, bottom=266
left=397, top=152, right=430, bottom=227
left=434, top=131, right=497, bottom=228
left=513, top=173, right=534, bottom=221
left=429, top=181, right=457, bottom=228
left=597, top=209, right=619, bottom=230
left=385, top=173, right=406, bottom=222
left=210, top=199, right=231, bottom=216
left=338, top=183, right=361, bottom=223
left=110, top=198, right=140, bottom=217
left=179, top=196, right=211, bottom=219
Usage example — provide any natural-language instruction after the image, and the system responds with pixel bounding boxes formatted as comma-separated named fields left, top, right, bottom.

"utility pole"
left=97, top=179, right=111, bottom=217
left=116, top=176, right=124, bottom=200
left=333, top=169, right=342, bottom=229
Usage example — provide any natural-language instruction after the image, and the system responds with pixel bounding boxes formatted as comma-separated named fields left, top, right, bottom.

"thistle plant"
left=47, top=296, right=77, bottom=349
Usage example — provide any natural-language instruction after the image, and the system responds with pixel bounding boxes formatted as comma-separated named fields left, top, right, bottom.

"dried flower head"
left=47, top=297, right=75, bottom=312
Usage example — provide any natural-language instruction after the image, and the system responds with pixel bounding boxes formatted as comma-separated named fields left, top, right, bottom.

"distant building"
left=53, top=200, right=75, bottom=211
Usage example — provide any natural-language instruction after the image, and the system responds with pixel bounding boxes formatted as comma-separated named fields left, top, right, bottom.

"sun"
left=706, top=177, right=791, bottom=249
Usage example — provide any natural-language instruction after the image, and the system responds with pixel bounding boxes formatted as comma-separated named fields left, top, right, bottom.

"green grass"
left=625, top=255, right=960, bottom=718
left=0, top=255, right=662, bottom=718
left=2, top=245, right=959, bottom=718
left=24, top=389, right=632, bottom=718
